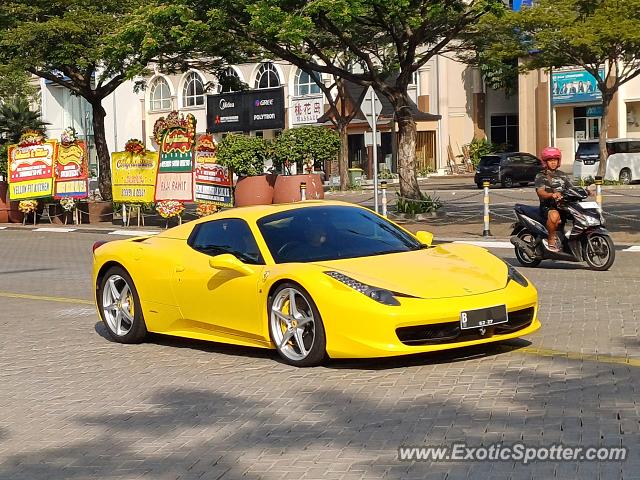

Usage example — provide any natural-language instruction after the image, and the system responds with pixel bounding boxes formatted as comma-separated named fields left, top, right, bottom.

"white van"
left=573, top=139, right=640, bottom=184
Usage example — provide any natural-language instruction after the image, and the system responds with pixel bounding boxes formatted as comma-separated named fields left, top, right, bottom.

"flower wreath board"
left=8, top=131, right=58, bottom=201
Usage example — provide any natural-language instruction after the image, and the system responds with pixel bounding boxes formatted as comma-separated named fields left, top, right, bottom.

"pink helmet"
left=540, top=147, right=562, bottom=168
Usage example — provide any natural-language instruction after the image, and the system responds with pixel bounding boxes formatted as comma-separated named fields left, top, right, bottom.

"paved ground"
left=0, top=228, right=639, bottom=479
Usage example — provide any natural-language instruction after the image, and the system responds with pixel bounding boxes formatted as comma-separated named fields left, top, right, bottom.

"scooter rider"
left=535, top=147, right=573, bottom=252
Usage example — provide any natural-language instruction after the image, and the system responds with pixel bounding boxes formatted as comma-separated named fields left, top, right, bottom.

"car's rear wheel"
left=619, top=168, right=632, bottom=185
left=268, top=283, right=326, bottom=367
left=98, top=266, right=147, bottom=343
left=501, top=175, right=514, bottom=188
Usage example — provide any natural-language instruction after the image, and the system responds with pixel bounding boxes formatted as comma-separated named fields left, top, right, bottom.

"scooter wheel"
left=584, top=234, right=615, bottom=271
left=514, top=231, right=541, bottom=267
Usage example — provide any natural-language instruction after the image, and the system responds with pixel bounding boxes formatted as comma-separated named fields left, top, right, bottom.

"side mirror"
left=209, top=254, right=254, bottom=276
left=415, top=230, right=433, bottom=247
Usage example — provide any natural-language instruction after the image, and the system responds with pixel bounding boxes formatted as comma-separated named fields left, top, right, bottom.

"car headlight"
left=505, top=263, right=528, bottom=287
left=324, top=271, right=400, bottom=306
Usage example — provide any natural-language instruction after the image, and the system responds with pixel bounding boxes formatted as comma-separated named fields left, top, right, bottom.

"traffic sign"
left=362, top=87, right=382, bottom=129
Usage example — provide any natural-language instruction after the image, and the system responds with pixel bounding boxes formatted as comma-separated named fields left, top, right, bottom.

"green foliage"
left=0, top=143, right=7, bottom=179
left=416, top=166, right=435, bottom=177
left=465, top=138, right=498, bottom=168
left=396, top=192, right=443, bottom=215
left=0, top=97, right=48, bottom=144
left=216, top=134, right=267, bottom=177
left=272, top=126, right=340, bottom=174
left=0, top=65, right=36, bottom=102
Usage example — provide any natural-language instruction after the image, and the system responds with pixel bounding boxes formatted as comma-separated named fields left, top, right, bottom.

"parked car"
left=573, top=139, right=640, bottom=184
left=474, top=152, right=543, bottom=188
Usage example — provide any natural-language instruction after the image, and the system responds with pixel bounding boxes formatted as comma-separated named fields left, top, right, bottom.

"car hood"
left=314, top=243, right=508, bottom=299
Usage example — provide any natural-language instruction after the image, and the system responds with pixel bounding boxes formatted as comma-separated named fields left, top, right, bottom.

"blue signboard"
left=552, top=70, right=603, bottom=105
left=512, top=0, right=533, bottom=11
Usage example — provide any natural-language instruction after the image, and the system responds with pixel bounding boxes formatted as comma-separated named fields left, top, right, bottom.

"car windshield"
left=577, top=143, right=599, bottom=156
left=257, top=205, right=423, bottom=263
left=479, top=156, right=501, bottom=167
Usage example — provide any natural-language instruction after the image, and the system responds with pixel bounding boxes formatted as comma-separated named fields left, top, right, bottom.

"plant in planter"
left=396, top=192, right=443, bottom=218
left=271, top=126, right=340, bottom=203
left=217, top=134, right=273, bottom=206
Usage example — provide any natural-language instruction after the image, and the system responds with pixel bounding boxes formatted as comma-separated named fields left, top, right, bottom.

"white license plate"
left=579, top=201, right=600, bottom=210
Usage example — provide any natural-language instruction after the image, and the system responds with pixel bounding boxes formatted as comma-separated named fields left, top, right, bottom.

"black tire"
left=619, top=168, right=632, bottom=185
left=519, top=182, right=529, bottom=187
left=514, top=230, right=541, bottom=267
left=268, top=282, right=327, bottom=367
left=476, top=182, right=483, bottom=189
left=501, top=175, right=514, bottom=188
left=584, top=234, right=615, bottom=271
left=97, top=266, right=147, bottom=343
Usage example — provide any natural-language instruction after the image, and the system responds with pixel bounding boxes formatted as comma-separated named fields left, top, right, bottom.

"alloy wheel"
left=102, top=274, right=135, bottom=336
left=270, top=287, right=316, bottom=362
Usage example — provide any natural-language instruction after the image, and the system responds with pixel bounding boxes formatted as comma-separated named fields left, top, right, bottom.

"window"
left=254, top=62, right=280, bottom=89
left=295, top=70, right=321, bottom=96
left=149, top=77, right=172, bottom=111
left=182, top=72, right=204, bottom=107
left=188, top=219, right=264, bottom=265
left=490, top=114, right=519, bottom=151
left=219, top=67, right=241, bottom=93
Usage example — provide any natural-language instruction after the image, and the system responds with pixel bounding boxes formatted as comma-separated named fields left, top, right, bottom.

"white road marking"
left=622, top=246, right=640, bottom=252
left=34, top=227, right=76, bottom=233
left=108, top=230, right=158, bottom=236
left=453, top=241, right=513, bottom=249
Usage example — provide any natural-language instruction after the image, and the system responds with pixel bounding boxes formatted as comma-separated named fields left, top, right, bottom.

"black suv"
left=474, top=152, right=543, bottom=188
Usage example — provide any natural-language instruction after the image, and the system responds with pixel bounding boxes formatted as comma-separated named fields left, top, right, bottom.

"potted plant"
left=217, top=134, right=274, bottom=207
left=271, top=126, right=339, bottom=203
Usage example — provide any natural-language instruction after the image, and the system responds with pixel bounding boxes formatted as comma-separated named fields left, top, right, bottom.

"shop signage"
left=8, top=139, right=57, bottom=200
left=194, top=134, right=233, bottom=207
left=207, top=87, right=285, bottom=132
left=291, top=96, right=324, bottom=125
left=552, top=69, right=604, bottom=105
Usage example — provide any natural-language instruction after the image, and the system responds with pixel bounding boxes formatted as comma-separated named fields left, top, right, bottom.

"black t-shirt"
left=535, top=170, right=573, bottom=208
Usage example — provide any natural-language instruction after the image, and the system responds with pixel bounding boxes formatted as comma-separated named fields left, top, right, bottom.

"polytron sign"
left=8, top=140, right=57, bottom=200
left=159, top=127, right=194, bottom=172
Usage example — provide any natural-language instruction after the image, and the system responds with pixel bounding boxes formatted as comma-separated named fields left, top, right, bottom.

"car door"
left=522, top=154, right=543, bottom=182
left=171, top=218, right=267, bottom=341
left=503, top=154, right=523, bottom=181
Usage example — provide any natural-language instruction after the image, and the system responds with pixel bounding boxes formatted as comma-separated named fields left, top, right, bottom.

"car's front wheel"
left=268, top=283, right=326, bottom=367
left=97, top=266, right=147, bottom=343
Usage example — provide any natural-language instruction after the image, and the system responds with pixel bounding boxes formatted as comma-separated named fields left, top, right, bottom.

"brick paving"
left=0, top=230, right=639, bottom=479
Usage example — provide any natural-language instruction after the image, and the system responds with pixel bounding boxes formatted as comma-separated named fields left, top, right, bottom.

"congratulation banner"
left=8, top=135, right=57, bottom=201
left=194, top=134, right=233, bottom=207
left=154, top=112, right=196, bottom=202
left=111, top=147, right=159, bottom=203
left=54, top=139, right=89, bottom=199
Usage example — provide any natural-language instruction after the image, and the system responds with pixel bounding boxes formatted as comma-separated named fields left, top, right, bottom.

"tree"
left=272, top=125, right=340, bottom=174
left=485, top=0, right=640, bottom=176
left=0, top=0, right=162, bottom=200
left=0, top=97, right=49, bottom=179
left=0, top=65, right=37, bottom=103
left=142, top=0, right=502, bottom=199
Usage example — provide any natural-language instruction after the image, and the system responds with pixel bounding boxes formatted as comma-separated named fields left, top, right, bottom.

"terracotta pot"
left=78, top=200, right=113, bottom=224
left=234, top=174, right=278, bottom=207
left=273, top=174, right=325, bottom=204
left=0, top=182, right=25, bottom=223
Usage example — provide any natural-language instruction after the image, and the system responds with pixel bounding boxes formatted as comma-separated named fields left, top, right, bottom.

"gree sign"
left=206, top=87, right=285, bottom=132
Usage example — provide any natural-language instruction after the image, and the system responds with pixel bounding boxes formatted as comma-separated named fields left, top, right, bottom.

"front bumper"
left=475, top=172, right=499, bottom=185
left=322, top=281, right=539, bottom=358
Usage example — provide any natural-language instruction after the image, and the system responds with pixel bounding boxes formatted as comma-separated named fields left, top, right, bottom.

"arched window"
left=254, top=62, right=280, bottom=89
left=150, top=77, right=171, bottom=111
left=295, top=70, right=321, bottom=96
left=219, top=67, right=241, bottom=93
left=182, top=72, right=204, bottom=107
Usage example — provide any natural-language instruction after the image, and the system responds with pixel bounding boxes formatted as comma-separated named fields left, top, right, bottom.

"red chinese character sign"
left=53, top=128, right=89, bottom=199
left=291, top=96, right=324, bottom=125
left=8, top=130, right=57, bottom=200
left=194, top=134, right=233, bottom=207
left=153, top=112, right=196, bottom=202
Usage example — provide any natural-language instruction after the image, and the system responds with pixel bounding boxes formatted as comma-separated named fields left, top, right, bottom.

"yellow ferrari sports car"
left=93, top=201, right=540, bottom=367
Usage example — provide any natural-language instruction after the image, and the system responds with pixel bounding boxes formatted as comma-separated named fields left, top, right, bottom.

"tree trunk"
left=395, top=106, right=420, bottom=199
left=338, top=123, right=349, bottom=190
left=91, top=102, right=112, bottom=201
left=597, top=94, right=612, bottom=178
